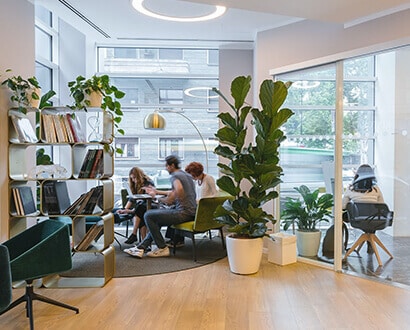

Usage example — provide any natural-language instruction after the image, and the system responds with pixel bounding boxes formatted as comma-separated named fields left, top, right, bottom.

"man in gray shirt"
left=124, top=155, right=196, bottom=258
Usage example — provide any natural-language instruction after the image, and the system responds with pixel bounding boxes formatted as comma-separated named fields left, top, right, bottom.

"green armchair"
left=171, top=196, right=233, bottom=261
left=0, top=245, right=12, bottom=313
left=0, top=219, right=79, bottom=329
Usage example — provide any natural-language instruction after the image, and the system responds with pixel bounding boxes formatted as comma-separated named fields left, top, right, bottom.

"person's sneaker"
left=147, top=246, right=170, bottom=258
left=124, top=234, right=138, bottom=244
left=124, top=246, right=144, bottom=258
left=165, top=239, right=185, bottom=248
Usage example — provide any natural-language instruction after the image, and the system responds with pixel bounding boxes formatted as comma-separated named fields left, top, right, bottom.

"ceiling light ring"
left=184, top=87, right=219, bottom=99
left=131, top=0, right=226, bottom=22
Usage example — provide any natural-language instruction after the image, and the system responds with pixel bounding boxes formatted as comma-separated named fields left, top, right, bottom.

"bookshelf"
left=8, top=106, right=115, bottom=287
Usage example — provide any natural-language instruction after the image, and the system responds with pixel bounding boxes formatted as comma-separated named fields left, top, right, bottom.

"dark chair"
left=0, top=220, right=79, bottom=329
left=0, top=245, right=12, bottom=314
left=171, top=196, right=232, bottom=261
left=343, top=202, right=394, bottom=266
left=112, top=188, right=135, bottom=248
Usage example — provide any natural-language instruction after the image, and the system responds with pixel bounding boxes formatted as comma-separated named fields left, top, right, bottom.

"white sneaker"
left=146, top=246, right=170, bottom=258
left=124, top=246, right=144, bottom=258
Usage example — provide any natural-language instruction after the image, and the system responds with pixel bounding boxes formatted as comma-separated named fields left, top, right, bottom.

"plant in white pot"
left=281, top=185, right=334, bottom=257
left=212, top=75, right=294, bottom=274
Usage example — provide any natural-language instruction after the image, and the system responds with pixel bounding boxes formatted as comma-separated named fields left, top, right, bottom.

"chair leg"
left=0, top=281, right=79, bottom=330
left=219, top=228, right=226, bottom=249
left=192, top=236, right=197, bottom=262
left=343, top=233, right=368, bottom=260
left=372, top=234, right=394, bottom=258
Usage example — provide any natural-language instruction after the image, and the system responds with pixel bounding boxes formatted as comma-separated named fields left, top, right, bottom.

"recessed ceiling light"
left=131, top=0, right=226, bottom=22
left=292, top=81, right=321, bottom=89
left=184, top=87, right=219, bottom=99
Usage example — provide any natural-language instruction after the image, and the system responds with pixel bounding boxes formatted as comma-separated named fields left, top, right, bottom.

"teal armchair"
left=0, top=245, right=12, bottom=313
left=0, top=219, right=79, bottom=329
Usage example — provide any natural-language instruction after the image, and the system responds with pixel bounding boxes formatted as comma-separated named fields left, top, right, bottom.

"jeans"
left=138, top=209, right=194, bottom=250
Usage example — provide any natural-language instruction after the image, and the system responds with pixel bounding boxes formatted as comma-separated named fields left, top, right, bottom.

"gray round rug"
left=62, top=236, right=227, bottom=278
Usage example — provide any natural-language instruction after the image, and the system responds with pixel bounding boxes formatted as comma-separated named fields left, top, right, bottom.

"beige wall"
left=0, top=0, right=35, bottom=241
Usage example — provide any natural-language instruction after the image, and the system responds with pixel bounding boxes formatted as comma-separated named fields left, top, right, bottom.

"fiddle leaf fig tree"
left=213, top=75, right=294, bottom=238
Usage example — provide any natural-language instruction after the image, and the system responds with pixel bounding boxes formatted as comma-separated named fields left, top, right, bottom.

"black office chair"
left=343, top=201, right=394, bottom=266
left=112, top=188, right=135, bottom=248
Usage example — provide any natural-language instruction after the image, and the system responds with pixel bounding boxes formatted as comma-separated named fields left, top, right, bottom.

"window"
left=97, top=46, right=219, bottom=187
left=207, top=49, right=218, bottom=65
left=159, top=89, right=183, bottom=104
left=159, top=138, right=183, bottom=159
left=115, top=137, right=140, bottom=159
left=275, top=55, right=376, bottom=202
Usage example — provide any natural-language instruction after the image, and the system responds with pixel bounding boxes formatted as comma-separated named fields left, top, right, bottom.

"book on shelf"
left=66, top=113, right=86, bottom=142
left=75, top=219, right=104, bottom=251
left=11, top=188, right=24, bottom=216
left=61, top=114, right=75, bottom=143
left=42, top=181, right=71, bottom=215
left=42, top=114, right=58, bottom=143
left=89, top=149, right=104, bottom=178
left=51, top=114, right=69, bottom=142
left=63, top=185, right=103, bottom=216
left=9, top=110, right=38, bottom=143
left=11, top=186, right=37, bottom=216
left=78, top=149, right=103, bottom=178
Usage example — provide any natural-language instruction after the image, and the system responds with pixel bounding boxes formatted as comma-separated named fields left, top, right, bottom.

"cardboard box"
left=267, top=233, right=297, bottom=266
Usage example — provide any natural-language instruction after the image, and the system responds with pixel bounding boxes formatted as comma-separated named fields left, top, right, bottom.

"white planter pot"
left=226, top=235, right=263, bottom=275
left=295, top=230, right=321, bottom=257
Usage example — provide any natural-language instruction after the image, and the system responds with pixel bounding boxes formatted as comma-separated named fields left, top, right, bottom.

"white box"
left=267, top=233, right=297, bottom=266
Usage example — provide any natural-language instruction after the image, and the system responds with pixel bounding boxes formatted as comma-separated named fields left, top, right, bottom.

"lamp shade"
left=144, top=111, right=166, bottom=129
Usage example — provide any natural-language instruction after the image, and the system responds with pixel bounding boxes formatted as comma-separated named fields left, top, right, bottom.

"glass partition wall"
left=275, top=46, right=410, bottom=288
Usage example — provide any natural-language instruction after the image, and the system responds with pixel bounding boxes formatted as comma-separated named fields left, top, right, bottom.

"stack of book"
left=41, top=113, right=86, bottom=143
left=11, top=186, right=37, bottom=216
left=75, top=219, right=104, bottom=251
left=78, top=149, right=104, bottom=178
left=63, top=185, right=104, bottom=216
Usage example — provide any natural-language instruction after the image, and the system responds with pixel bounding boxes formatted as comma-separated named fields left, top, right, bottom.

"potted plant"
left=212, top=75, right=294, bottom=274
left=281, top=185, right=334, bottom=257
left=1, top=69, right=41, bottom=113
left=67, top=74, right=126, bottom=154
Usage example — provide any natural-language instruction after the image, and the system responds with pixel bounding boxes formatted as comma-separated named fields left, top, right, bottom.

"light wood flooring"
left=1, top=255, right=410, bottom=329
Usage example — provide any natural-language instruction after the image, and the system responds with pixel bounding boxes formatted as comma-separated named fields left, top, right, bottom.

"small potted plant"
left=1, top=69, right=41, bottom=113
left=68, top=74, right=126, bottom=153
left=212, top=75, right=294, bottom=274
left=281, top=185, right=334, bottom=257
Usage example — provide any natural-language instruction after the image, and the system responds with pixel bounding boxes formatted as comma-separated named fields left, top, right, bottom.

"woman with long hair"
left=116, top=166, right=155, bottom=244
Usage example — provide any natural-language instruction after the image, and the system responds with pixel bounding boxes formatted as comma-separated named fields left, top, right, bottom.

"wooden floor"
left=2, top=255, right=410, bottom=330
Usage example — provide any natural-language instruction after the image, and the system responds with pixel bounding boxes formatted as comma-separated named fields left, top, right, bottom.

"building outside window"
left=276, top=55, right=376, bottom=205
left=97, top=47, right=219, bottom=193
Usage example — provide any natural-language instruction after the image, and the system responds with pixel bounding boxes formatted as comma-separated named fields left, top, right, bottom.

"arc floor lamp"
left=143, top=110, right=209, bottom=172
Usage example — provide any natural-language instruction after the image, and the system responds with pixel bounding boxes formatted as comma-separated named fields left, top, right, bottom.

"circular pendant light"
left=131, top=0, right=226, bottom=22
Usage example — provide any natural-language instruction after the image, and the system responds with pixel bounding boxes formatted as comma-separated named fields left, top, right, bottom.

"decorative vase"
left=226, top=235, right=263, bottom=275
left=295, top=230, right=321, bottom=257
left=27, top=87, right=41, bottom=108
left=87, top=91, right=103, bottom=107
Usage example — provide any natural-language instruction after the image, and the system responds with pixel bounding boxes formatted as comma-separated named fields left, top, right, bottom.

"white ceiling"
left=37, top=0, right=410, bottom=47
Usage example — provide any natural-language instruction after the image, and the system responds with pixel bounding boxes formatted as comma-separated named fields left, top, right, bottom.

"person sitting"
left=185, top=161, right=218, bottom=200
left=342, top=164, right=385, bottom=253
left=124, top=155, right=197, bottom=258
left=342, top=164, right=384, bottom=210
left=114, top=166, right=155, bottom=244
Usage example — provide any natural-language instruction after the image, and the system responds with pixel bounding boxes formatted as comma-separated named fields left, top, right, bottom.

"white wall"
left=0, top=0, right=35, bottom=241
